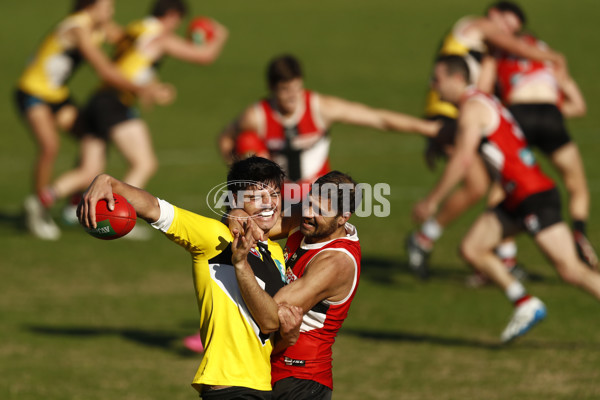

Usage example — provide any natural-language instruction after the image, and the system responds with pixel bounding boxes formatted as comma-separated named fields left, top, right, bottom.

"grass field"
left=1, top=0, right=600, bottom=399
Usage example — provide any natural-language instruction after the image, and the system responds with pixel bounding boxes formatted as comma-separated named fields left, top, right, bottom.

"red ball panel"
left=85, top=193, right=137, bottom=240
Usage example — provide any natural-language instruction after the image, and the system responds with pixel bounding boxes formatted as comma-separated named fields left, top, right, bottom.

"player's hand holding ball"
left=78, top=175, right=137, bottom=240
left=187, top=16, right=216, bottom=45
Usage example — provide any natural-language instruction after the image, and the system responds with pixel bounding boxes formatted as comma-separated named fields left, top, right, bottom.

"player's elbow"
left=259, top=318, right=280, bottom=334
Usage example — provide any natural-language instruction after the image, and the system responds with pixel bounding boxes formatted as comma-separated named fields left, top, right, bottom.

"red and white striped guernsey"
left=253, top=90, right=331, bottom=186
left=462, top=88, right=555, bottom=210
left=271, top=223, right=361, bottom=390
left=495, top=34, right=561, bottom=105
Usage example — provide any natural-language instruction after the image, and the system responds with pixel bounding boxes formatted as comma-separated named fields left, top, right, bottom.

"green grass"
left=1, top=0, right=600, bottom=399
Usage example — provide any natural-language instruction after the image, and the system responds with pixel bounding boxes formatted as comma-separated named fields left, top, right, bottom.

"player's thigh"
left=550, top=142, right=587, bottom=182
left=55, top=103, right=78, bottom=132
left=110, top=119, right=155, bottom=163
left=25, top=104, right=59, bottom=149
left=463, top=156, right=490, bottom=199
left=534, top=222, right=579, bottom=267
left=79, top=135, right=107, bottom=173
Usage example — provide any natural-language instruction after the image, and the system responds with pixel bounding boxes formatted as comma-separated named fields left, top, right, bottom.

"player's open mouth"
left=258, top=210, right=274, bottom=218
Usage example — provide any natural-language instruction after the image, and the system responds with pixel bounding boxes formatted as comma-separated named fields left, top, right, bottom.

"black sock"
left=573, top=220, right=586, bottom=235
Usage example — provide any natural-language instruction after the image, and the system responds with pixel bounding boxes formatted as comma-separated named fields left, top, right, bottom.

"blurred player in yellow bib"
left=16, top=0, right=166, bottom=240
left=34, top=0, right=229, bottom=240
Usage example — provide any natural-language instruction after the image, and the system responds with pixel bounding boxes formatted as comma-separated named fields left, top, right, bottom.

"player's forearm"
left=99, top=175, right=160, bottom=222
left=218, top=129, right=236, bottom=165
left=559, top=77, right=587, bottom=118
left=380, top=110, right=437, bottom=137
left=428, top=151, right=472, bottom=205
left=234, top=260, right=280, bottom=333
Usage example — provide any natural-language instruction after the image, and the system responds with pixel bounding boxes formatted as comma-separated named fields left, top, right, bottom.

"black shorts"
left=508, top=103, right=571, bottom=154
left=272, top=377, right=332, bottom=400
left=425, top=115, right=458, bottom=160
left=200, top=386, right=271, bottom=400
left=14, top=88, right=75, bottom=116
left=75, top=89, right=138, bottom=141
left=493, top=188, right=563, bottom=237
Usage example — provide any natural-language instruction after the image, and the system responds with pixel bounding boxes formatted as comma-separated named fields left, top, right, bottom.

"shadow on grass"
left=0, top=210, right=26, bottom=233
left=26, top=324, right=202, bottom=357
left=341, top=327, right=599, bottom=351
left=360, top=256, right=547, bottom=286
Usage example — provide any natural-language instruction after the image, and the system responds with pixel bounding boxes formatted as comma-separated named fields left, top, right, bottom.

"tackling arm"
left=479, top=19, right=564, bottom=65
left=73, top=26, right=141, bottom=94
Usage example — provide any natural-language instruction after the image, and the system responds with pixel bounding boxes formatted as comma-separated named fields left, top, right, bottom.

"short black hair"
left=487, top=1, right=527, bottom=25
left=312, top=171, right=359, bottom=216
left=266, top=54, right=303, bottom=89
left=151, top=0, right=188, bottom=18
left=227, top=156, right=285, bottom=193
left=73, top=0, right=97, bottom=12
left=436, top=55, right=470, bottom=83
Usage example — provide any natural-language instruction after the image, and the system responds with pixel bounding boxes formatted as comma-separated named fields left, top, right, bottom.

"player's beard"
left=301, top=216, right=338, bottom=241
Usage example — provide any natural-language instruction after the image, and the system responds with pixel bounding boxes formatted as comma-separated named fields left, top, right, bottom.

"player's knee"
left=555, top=259, right=586, bottom=286
left=459, top=239, right=479, bottom=265
left=40, top=142, right=60, bottom=160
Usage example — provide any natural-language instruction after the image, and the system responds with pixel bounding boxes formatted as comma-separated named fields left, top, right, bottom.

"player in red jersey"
left=218, top=54, right=439, bottom=197
left=407, top=2, right=568, bottom=280
left=230, top=171, right=361, bottom=399
left=492, top=34, right=597, bottom=269
left=413, top=56, right=600, bottom=342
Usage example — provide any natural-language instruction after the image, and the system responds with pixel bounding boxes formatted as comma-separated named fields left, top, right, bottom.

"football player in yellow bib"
left=17, top=0, right=168, bottom=240
left=41, top=0, right=229, bottom=241
left=78, top=157, right=301, bottom=399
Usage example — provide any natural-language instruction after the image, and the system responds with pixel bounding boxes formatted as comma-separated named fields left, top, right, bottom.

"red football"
left=187, top=16, right=215, bottom=45
left=235, top=131, right=269, bottom=159
left=85, top=193, right=137, bottom=240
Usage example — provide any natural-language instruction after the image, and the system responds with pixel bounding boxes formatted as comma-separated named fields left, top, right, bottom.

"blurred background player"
left=16, top=0, right=163, bottom=240
left=218, top=54, right=439, bottom=199
left=406, top=1, right=567, bottom=278
left=491, top=34, right=597, bottom=269
left=414, top=56, right=600, bottom=342
left=36, top=0, right=229, bottom=240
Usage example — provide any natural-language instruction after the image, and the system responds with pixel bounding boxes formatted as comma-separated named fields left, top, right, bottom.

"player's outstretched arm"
left=318, top=95, right=439, bottom=137
left=162, top=20, right=229, bottom=65
left=78, top=174, right=160, bottom=229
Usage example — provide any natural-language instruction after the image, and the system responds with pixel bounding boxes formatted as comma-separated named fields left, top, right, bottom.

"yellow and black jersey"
left=18, top=12, right=104, bottom=103
left=109, top=17, right=163, bottom=105
left=151, top=199, right=286, bottom=392
left=425, top=16, right=487, bottom=119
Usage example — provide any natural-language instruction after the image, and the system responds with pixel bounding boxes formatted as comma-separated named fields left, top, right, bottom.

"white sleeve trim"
left=151, top=198, right=175, bottom=232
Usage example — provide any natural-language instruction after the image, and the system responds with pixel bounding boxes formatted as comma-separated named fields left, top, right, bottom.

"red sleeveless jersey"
left=495, top=35, right=559, bottom=104
left=462, top=88, right=555, bottom=210
left=255, top=90, right=330, bottom=186
left=271, top=224, right=361, bottom=389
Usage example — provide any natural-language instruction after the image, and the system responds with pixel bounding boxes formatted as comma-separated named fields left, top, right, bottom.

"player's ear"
left=337, top=212, right=351, bottom=226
